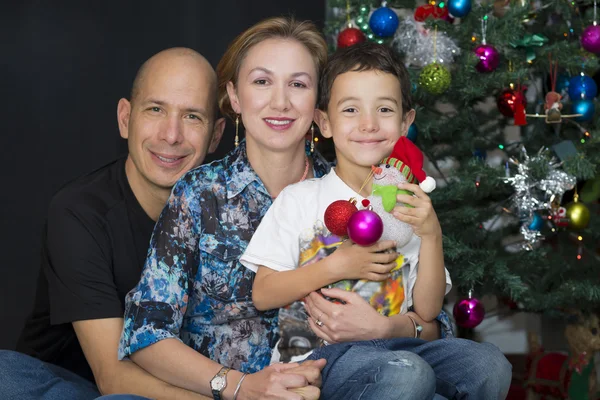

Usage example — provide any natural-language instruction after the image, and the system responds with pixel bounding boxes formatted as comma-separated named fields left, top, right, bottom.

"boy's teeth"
left=266, top=119, right=291, bottom=125
left=157, top=155, right=179, bottom=162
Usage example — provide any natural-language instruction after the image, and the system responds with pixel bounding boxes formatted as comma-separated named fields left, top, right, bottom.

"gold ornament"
left=565, top=192, right=590, bottom=230
left=419, top=63, right=451, bottom=95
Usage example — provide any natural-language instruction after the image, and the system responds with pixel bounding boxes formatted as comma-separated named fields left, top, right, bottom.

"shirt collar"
left=226, top=139, right=332, bottom=200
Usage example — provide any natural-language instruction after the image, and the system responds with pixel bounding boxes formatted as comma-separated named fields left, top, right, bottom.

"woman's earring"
left=235, top=115, right=240, bottom=148
left=310, top=124, right=315, bottom=153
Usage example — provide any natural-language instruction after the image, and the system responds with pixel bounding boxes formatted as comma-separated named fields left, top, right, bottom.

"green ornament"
left=419, top=63, right=451, bottom=95
left=510, top=33, right=548, bottom=62
left=359, top=4, right=370, bottom=15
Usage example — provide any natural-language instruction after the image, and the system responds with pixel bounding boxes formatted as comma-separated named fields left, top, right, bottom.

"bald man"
left=0, top=48, right=225, bottom=400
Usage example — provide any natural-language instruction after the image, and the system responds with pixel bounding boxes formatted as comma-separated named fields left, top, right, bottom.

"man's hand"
left=238, top=359, right=326, bottom=400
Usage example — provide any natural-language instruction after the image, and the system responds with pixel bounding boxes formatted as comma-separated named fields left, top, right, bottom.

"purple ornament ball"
left=453, top=296, right=485, bottom=328
left=581, top=25, right=600, bottom=54
left=474, top=44, right=500, bottom=73
left=347, top=210, right=383, bottom=246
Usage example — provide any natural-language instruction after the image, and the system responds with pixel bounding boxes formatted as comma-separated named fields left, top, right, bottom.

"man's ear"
left=314, top=109, right=332, bottom=139
left=117, top=98, right=132, bottom=139
left=401, top=109, right=416, bottom=137
left=226, top=82, right=241, bottom=114
left=208, top=117, right=226, bottom=154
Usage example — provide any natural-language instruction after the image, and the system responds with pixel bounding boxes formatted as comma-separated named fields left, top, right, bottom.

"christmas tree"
left=323, top=0, right=600, bottom=328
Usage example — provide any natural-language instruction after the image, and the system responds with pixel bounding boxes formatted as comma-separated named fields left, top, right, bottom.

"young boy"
left=240, top=42, right=453, bottom=399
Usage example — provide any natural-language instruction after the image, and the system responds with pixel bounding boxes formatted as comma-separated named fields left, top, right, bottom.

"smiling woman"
left=117, top=16, right=331, bottom=400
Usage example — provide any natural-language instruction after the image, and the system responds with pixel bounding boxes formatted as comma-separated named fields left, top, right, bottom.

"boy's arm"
left=253, top=239, right=398, bottom=311
left=253, top=263, right=339, bottom=310
left=411, top=233, right=447, bottom=322
left=393, top=183, right=450, bottom=323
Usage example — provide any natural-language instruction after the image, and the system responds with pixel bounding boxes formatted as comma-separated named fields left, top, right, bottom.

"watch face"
left=212, top=375, right=226, bottom=391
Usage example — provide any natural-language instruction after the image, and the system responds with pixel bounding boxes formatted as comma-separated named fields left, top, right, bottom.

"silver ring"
left=315, top=319, right=324, bottom=327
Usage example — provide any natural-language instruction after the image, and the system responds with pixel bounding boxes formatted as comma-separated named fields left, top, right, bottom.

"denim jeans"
left=0, top=350, right=150, bottom=400
left=307, top=337, right=512, bottom=400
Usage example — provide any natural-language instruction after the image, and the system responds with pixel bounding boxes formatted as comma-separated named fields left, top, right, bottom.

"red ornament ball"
left=337, top=27, right=366, bottom=48
left=453, top=296, right=485, bottom=328
left=324, top=200, right=358, bottom=236
left=497, top=88, right=527, bottom=117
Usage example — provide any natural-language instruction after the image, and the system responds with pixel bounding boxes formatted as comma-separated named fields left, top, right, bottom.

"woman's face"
left=227, top=38, right=318, bottom=152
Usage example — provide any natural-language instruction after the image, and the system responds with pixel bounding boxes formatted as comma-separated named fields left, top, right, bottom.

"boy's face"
left=316, top=69, right=415, bottom=172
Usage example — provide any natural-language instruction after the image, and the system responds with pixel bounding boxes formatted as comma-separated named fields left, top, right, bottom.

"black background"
left=1, top=0, right=325, bottom=350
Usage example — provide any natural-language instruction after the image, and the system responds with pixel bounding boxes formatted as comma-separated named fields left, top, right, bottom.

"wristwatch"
left=407, top=315, right=423, bottom=339
left=210, top=367, right=231, bottom=400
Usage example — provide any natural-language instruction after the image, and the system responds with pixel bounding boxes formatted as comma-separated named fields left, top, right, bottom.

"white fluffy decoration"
left=393, top=17, right=460, bottom=68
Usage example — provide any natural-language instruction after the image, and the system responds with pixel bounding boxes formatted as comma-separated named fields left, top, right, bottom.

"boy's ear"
left=401, top=109, right=416, bottom=137
left=314, top=109, right=332, bottom=139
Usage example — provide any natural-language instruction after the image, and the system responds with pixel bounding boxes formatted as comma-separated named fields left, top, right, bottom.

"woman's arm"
left=303, top=288, right=441, bottom=343
left=131, top=338, right=325, bottom=400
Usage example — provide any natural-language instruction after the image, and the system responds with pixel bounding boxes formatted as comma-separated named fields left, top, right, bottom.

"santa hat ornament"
left=381, top=136, right=436, bottom=193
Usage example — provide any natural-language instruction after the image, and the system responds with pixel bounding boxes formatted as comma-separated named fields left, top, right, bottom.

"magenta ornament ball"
left=347, top=210, right=383, bottom=246
left=581, top=25, right=600, bottom=54
left=474, top=44, right=500, bottom=73
left=453, top=296, right=485, bottom=328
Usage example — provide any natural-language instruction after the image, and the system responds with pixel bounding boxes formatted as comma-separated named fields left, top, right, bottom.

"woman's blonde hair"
left=217, top=16, right=328, bottom=120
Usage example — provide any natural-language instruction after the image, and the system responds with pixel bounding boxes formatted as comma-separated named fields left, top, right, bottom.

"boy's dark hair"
left=318, top=42, right=412, bottom=116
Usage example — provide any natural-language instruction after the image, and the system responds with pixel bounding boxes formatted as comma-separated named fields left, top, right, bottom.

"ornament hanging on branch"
left=581, top=1, right=600, bottom=54
left=568, top=74, right=598, bottom=100
left=453, top=290, right=485, bottom=329
left=447, top=0, right=472, bottom=18
left=407, top=124, right=418, bottom=142
left=474, top=16, right=500, bottom=73
left=393, top=16, right=460, bottom=68
left=337, top=0, right=366, bottom=49
left=338, top=27, right=366, bottom=48
left=526, top=57, right=582, bottom=123
left=503, top=146, right=576, bottom=249
left=414, top=4, right=449, bottom=22
left=369, top=2, right=399, bottom=38
left=565, top=190, right=591, bottom=230
left=418, top=27, right=452, bottom=94
left=497, top=84, right=527, bottom=126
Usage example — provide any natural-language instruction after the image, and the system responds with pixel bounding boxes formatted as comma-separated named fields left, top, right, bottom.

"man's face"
left=119, top=57, right=223, bottom=191
left=317, top=69, right=415, bottom=172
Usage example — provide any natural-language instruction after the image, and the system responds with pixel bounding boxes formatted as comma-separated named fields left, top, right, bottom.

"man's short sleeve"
left=240, top=187, right=304, bottom=273
left=45, top=200, right=122, bottom=324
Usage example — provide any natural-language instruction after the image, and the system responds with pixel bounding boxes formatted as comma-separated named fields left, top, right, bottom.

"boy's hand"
left=329, top=239, right=398, bottom=282
left=393, top=183, right=442, bottom=239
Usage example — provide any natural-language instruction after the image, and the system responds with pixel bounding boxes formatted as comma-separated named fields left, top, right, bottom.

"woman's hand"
left=304, top=288, right=391, bottom=343
left=237, top=359, right=326, bottom=400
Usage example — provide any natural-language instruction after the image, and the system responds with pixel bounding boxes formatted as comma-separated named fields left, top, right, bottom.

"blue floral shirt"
left=118, top=141, right=331, bottom=373
left=118, top=140, right=454, bottom=374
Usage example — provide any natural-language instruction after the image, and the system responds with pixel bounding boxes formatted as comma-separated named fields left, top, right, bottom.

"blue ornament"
left=555, top=74, right=570, bottom=94
left=572, top=99, right=595, bottom=122
left=568, top=75, right=598, bottom=100
left=528, top=213, right=544, bottom=231
left=448, top=0, right=472, bottom=18
left=473, top=149, right=487, bottom=161
left=369, top=7, right=399, bottom=37
left=407, top=125, right=418, bottom=142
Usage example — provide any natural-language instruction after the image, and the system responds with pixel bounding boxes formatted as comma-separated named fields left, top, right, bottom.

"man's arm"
left=74, top=318, right=209, bottom=399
